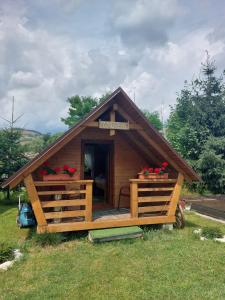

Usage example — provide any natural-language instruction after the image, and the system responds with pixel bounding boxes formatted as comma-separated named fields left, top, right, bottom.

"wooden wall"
left=33, top=127, right=149, bottom=207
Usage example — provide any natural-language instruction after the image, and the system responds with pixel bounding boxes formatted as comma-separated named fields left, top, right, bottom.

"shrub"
left=0, top=243, right=14, bottom=263
left=33, top=232, right=65, bottom=247
left=201, top=227, right=223, bottom=239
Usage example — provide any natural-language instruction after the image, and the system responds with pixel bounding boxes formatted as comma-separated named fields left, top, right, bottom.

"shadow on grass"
left=185, top=220, right=199, bottom=228
left=0, top=195, right=18, bottom=215
left=25, top=226, right=88, bottom=248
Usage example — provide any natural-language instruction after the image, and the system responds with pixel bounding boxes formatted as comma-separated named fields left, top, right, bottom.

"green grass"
left=1, top=200, right=225, bottom=299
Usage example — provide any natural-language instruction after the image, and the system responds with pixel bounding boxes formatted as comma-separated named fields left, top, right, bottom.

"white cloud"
left=110, top=0, right=185, bottom=47
left=0, top=0, right=225, bottom=133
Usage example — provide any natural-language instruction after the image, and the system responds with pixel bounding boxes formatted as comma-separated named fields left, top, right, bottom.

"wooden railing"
left=24, top=177, right=93, bottom=231
left=130, top=174, right=183, bottom=218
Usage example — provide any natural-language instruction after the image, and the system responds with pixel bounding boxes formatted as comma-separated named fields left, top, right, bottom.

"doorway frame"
left=81, top=139, right=114, bottom=206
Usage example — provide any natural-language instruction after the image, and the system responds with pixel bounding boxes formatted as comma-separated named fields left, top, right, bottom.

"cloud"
left=110, top=0, right=185, bottom=48
left=0, top=0, right=225, bottom=133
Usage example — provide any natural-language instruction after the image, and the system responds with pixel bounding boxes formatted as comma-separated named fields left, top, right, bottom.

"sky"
left=0, top=0, right=225, bottom=133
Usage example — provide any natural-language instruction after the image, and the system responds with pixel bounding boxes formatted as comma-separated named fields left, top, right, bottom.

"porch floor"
left=93, top=208, right=131, bottom=221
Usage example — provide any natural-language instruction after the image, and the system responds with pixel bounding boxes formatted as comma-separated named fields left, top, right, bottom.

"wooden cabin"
left=2, top=87, right=199, bottom=233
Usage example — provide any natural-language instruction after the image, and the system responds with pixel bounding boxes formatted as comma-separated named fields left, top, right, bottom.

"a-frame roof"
left=2, top=87, right=200, bottom=188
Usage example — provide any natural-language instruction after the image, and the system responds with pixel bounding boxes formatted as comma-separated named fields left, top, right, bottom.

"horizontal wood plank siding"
left=33, top=127, right=149, bottom=207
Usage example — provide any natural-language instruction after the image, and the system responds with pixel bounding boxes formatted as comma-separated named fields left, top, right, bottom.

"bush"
left=33, top=232, right=65, bottom=247
left=201, top=227, right=223, bottom=239
left=0, top=243, right=14, bottom=263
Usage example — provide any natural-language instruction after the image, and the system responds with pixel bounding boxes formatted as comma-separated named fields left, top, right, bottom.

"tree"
left=142, top=110, right=163, bottom=131
left=198, top=136, right=225, bottom=193
left=0, top=129, right=28, bottom=198
left=62, top=93, right=111, bottom=127
left=25, top=132, right=63, bottom=154
left=167, top=54, right=225, bottom=192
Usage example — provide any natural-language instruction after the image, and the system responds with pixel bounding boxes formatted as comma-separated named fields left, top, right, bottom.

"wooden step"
left=88, top=226, right=143, bottom=243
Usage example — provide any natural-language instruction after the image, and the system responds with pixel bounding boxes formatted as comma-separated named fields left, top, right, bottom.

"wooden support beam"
left=138, top=187, right=174, bottom=192
left=46, top=215, right=176, bottom=233
left=110, top=110, right=116, bottom=136
left=167, top=173, right=184, bottom=216
left=41, top=199, right=86, bottom=208
left=34, top=180, right=93, bottom=186
left=44, top=210, right=86, bottom=220
left=85, top=182, right=93, bottom=222
left=130, top=181, right=138, bottom=218
left=113, top=103, right=118, bottom=110
left=24, top=174, right=47, bottom=228
left=138, top=205, right=170, bottom=213
left=138, top=196, right=171, bottom=203
left=37, top=190, right=86, bottom=196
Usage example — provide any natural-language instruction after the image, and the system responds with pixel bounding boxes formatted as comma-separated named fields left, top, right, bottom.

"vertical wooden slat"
left=130, top=181, right=138, bottom=218
left=110, top=110, right=115, bottom=136
left=167, top=173, right=184, bottom=216
left=24, top=174, right=47, bottom=228
left=85, top=182, right=93, bottom=221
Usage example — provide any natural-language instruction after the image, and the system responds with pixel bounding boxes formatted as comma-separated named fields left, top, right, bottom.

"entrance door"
left=82, top=142, right=113, bottom=209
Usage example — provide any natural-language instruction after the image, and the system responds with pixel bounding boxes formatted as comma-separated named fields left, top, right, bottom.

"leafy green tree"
left=142, top=110, right=163, bottom=131
left=167, top=54, right=225, bottom=193
left=0, top=129, right=28, bottom=198
left=62, top=93, right=111, bottom=127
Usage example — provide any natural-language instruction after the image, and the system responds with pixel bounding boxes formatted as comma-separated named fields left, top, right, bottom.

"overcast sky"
left=0, top=0, right=225, bottom=133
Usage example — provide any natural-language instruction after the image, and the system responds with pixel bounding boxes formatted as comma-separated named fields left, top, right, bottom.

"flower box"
left=43, top=173, right=79, bottom=181
left=138, top=173, right=168, bottom=179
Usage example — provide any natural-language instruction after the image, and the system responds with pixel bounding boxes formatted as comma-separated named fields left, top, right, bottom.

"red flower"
left=162, top=162, right=168, bottom=168
left=68, top=167, right=77, bottom=173
left=161, top=167, right=165, bottom=171
left=143, top=166, right=148, bottom=172
left=148, top=168, right=153, bottom=173
left=53, top=167, right=61, bottom=173
left=63, top=165, right=69, bottom=170
left=40, top=169, right=48, bottom=176
left=154, top=168, right=160, bottom=174
left=43, top=161, right=49, bottom=166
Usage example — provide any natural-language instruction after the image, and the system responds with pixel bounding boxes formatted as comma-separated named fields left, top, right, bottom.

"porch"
left=24, top=174, right=183, bottom=233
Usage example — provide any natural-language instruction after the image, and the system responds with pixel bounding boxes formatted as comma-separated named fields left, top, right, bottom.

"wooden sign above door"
left=99, top=120, right=129, bottom=130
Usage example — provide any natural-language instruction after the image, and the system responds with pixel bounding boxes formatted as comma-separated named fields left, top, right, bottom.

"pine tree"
left=0, top=128, right=28, bottom=198
left=167, top=54, right=225, bottom=192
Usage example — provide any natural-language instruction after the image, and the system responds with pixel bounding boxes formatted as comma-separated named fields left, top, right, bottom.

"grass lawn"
left=1, top=200, right=225, bottom=300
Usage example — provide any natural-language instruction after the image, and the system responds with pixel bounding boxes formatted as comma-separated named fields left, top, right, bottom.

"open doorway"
left=82, top=141, right=113, bottom=210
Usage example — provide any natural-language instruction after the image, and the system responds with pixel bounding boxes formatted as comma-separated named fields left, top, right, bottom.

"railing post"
left=85, top=182, right=93, bottom=222
left=167, top=173, right=184, bottom=216
left=24, top=174, right=47, bottom=233
left=130, top=181, right=138, bottom=218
